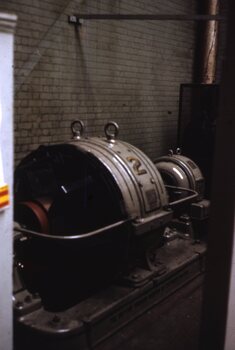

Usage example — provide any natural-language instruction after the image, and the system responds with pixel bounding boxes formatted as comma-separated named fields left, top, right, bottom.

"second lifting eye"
left=71, top=120, right=85, bottom=140
left=104, top=121, right=119, bottom=143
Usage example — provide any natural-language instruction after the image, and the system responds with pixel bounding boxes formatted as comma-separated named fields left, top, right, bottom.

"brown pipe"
left=201, top=0, right=220, bottom=83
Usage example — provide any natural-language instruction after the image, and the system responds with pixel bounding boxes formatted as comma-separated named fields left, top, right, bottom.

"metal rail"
left=165, top=185, right=198, bottom=207
left=68, top=14, right=226, bottom=24
left=14, top=219, right=129, bottom=241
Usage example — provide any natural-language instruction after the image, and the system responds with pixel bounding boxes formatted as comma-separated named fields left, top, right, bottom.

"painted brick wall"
left=0, top=0, right=196, bottom=164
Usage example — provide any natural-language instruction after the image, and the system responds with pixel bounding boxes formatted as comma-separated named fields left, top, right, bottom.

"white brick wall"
left=0, top=0, right=196, bottom=164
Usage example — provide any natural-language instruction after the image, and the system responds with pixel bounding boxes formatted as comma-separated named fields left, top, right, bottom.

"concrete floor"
left=96, top=275, right=204, bottom=350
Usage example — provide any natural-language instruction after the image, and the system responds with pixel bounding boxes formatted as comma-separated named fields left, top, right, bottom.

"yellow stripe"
left=0, top=194, right=10, bottom=204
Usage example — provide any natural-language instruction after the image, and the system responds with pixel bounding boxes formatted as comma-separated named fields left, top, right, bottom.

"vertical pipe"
left=201, top=0, right=219, bottom=83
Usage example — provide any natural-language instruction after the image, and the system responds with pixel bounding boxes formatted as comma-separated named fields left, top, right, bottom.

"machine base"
left=14, top=238, right=206, bottom=350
